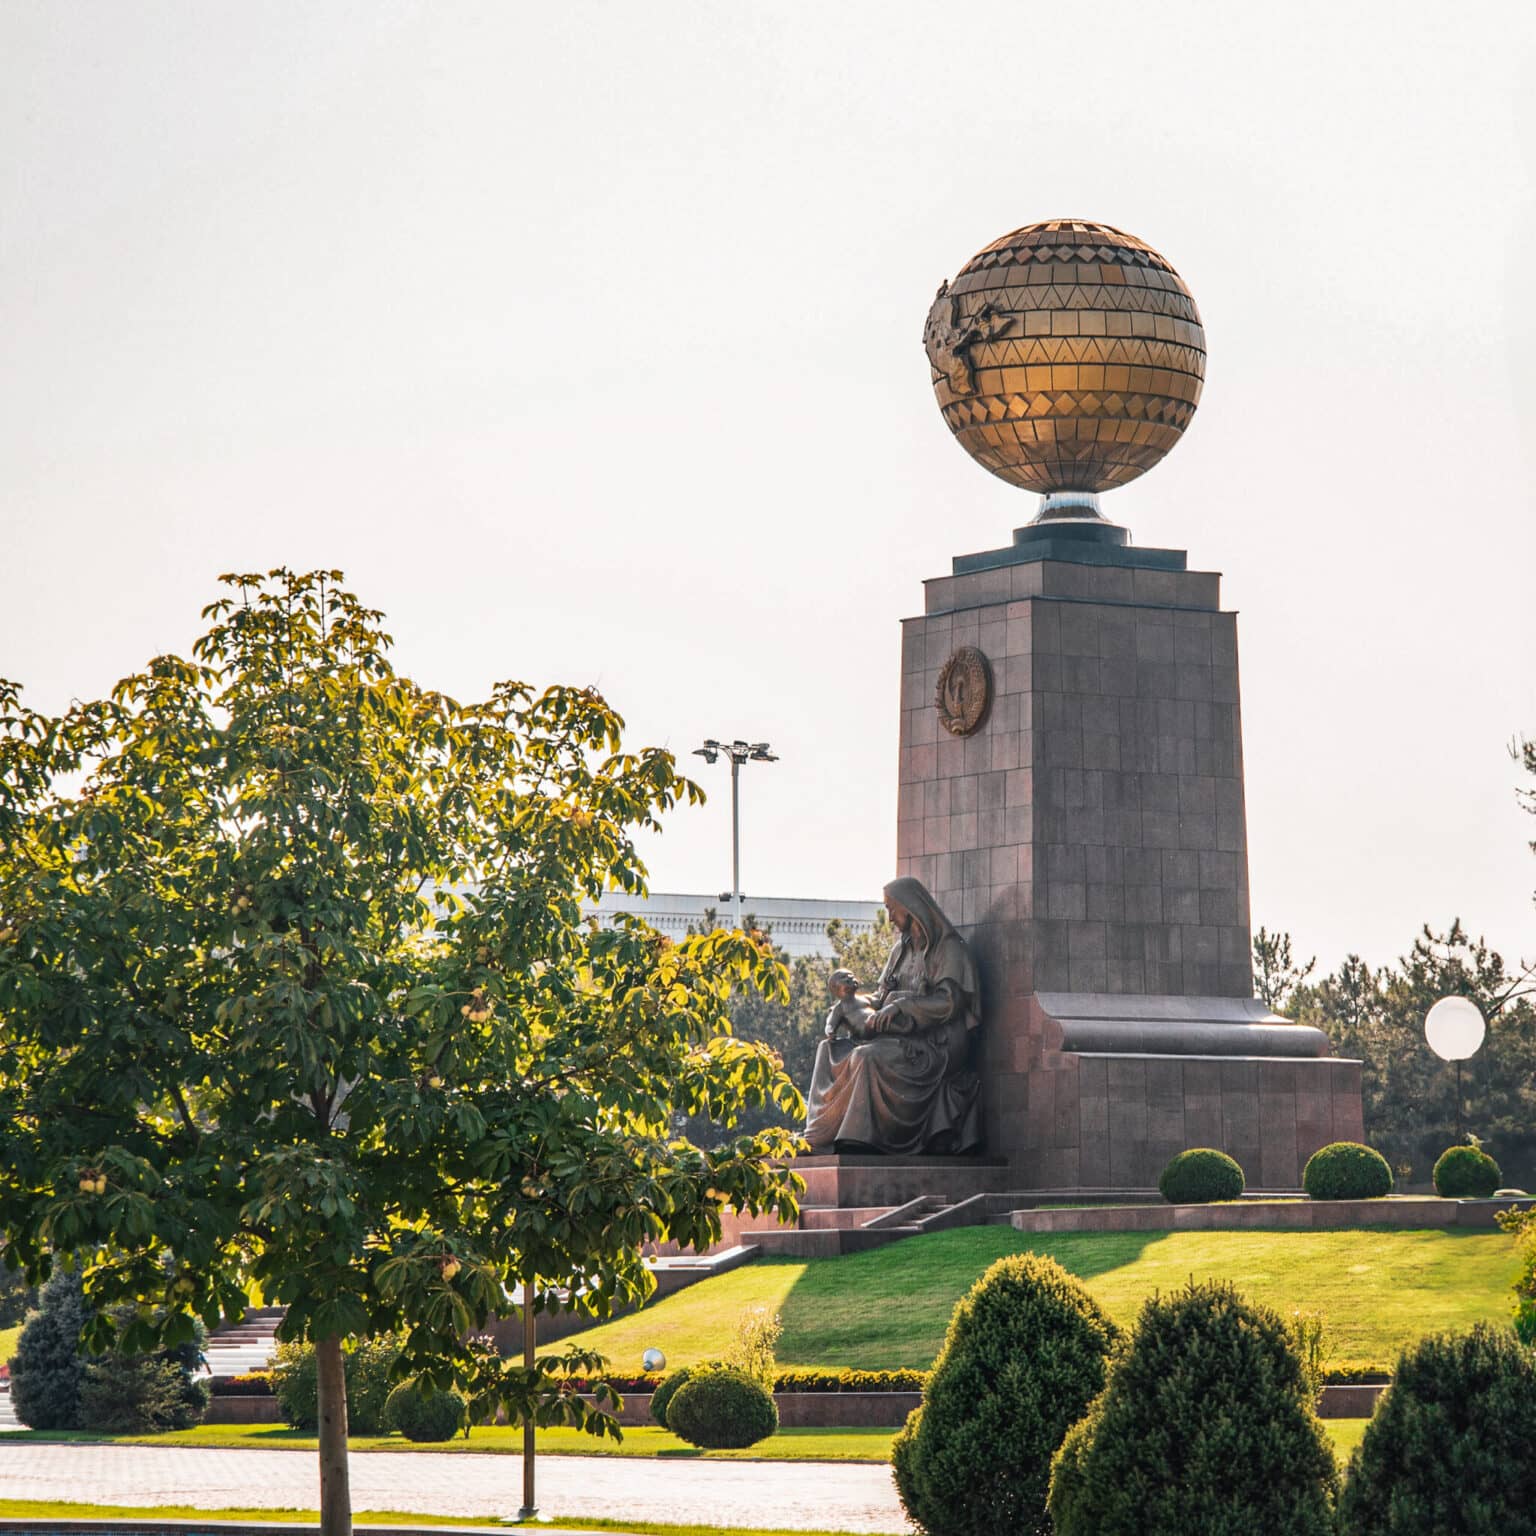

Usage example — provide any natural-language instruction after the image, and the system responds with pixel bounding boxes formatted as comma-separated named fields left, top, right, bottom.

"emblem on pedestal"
left=935, top=646, right=992, bottom=736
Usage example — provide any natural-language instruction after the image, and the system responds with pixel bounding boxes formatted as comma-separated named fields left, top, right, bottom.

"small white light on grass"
left=642, top=1347, right=666, bottom=1372
left=1425, top=996, right=1486, bottom=1062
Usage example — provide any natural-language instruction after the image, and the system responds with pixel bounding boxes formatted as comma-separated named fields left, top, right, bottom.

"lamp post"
left=1425, top=995, right=1487, bottom=1143
left=516, top=1279, right=537, bottom=1521
left=691, top=739, right=777, bottom=932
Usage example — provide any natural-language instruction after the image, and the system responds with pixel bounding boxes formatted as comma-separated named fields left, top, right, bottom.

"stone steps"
left=204, top=1306, right=285, bottom=1377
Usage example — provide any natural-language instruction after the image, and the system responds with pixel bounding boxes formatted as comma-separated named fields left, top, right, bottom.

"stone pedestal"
left=895, top=524, right=1363, bottom=1190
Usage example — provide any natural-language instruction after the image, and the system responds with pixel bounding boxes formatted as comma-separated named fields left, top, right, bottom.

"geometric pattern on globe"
left=923, top=218, right=1206, bottom=495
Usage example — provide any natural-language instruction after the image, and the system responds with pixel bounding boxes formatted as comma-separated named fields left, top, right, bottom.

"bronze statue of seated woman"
left=803, top=876, right=983, bottom=1156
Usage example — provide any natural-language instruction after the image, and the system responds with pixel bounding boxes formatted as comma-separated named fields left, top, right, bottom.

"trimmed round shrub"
left=892, top=1252, right=1119, bottom=1536
left=1048, top=1279, right=1337, bottom=1536
left=383, top=1379, right=466, bottom=1442
left=648, top=1359, right=720, bottom=1428
left=1159, top=1147, right=1244, bottom=1204
left=1432, top=1144, right=1502, bottom=1199
left=1338, top=1324, right=1536, bottom=1536
left=1302, top=1140, right=1393, bottom=1200
left=664, top=1365, right=777, bottom=1449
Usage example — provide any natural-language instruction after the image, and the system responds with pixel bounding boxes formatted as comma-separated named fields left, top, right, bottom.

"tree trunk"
left=316, top=1333, right=352, bottom=1536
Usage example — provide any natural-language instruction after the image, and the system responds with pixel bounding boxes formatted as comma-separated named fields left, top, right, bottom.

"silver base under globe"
left=1033, top=490, right=1107, bottom=524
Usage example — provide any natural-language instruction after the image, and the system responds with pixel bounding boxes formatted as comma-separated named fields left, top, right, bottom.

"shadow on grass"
left=771, top=1227, right=1163, bottom=1369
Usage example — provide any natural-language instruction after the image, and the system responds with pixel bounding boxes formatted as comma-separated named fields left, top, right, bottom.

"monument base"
left=984, top=992, right=1364, bottom=1190
left=788, top=1153, right=1012, bottom=1210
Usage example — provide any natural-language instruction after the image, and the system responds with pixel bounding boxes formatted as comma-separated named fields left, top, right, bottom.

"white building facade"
left=580, top=892, right=883, bottom=959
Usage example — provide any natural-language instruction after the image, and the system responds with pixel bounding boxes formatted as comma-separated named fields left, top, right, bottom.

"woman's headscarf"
left=879, top=876, right=981, bottom=1031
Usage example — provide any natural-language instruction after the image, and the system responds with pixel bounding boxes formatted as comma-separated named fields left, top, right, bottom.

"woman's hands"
left=869, top=993, right=917, bottom=1035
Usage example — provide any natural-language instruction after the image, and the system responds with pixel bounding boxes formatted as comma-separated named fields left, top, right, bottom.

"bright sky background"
left=3, top=2, right=1533, bottom=977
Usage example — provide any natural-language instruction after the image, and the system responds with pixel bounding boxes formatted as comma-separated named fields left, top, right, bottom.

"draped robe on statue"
left=803, top=878, right=983, bottom=1156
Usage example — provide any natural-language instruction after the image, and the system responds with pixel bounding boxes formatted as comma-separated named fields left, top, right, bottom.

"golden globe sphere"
left=923, top=219, right=1205, bottom=496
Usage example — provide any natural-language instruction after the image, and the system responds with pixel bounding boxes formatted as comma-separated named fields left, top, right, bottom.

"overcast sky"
left=2, top=1, right=1533, bottom=976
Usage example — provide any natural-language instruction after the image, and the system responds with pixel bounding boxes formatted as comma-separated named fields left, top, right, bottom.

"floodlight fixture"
left=692, top=735, right=778, bottom=932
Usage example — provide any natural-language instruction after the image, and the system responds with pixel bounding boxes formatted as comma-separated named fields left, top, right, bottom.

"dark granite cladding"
left=898, top=556, right=1249, bottom=998
left=896, top=544, right=1363, bottom=1189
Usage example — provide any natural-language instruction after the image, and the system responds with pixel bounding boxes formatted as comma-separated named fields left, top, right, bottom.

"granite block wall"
left=896, top=557, right=1251, bottom=1005
left=894, top=554, right=1359, bottom=1189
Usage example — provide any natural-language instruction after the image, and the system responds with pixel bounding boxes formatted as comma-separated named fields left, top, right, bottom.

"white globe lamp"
left=1425, top=995, right=1486, bottom=1143
left=1425, top=996, right=1485, bottom=1061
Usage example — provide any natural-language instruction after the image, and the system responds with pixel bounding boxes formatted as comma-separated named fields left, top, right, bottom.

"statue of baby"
left=824, top=967, right=877, bottom=1041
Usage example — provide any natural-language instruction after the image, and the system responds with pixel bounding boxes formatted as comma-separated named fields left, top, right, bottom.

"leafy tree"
left=0, top=569, right=800, bottom=1535
left=676, top=913, right=894, bottom=1141
left=1251, top=927, right=1314, bottom=1012
left=1291, top=921, right=1536, bottom=1185
left=0, top=1262, right=37, bottom=1328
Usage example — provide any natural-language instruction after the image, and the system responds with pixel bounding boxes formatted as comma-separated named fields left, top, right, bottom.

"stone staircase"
left=747, top=1194, right=964, bottom=1256
left=732, top=1155, right=1030, bottom=1257
left=203, top=1305, right=285, bottom=1378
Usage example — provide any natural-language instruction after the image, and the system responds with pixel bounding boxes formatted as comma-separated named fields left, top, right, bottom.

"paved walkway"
left=0, top=1442, right=911, bottom=1533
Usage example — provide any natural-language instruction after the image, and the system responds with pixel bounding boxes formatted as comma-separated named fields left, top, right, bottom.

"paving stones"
left=0, top=1442, right=910, bottom=1533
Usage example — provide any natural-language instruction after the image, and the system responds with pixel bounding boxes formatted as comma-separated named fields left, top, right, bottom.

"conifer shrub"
left=1338, top=1323, right=1536, bottom=1536
left=1048, top=1279, right=1337, bottom=1536
left=383, top=1379, right=466, bottom=1442
left=1159, top=1147, right=1244, bottom=1204
left=10, top=1270, right=88, bottom=1430
left=664, top=1364, right=777, bottom=1449
left=891, top=1252, right=1119, bottom=1536
left=1432, top=1144, right=1502, bottom=1199
left=1302, top=1140, right=1393, bottom=1200
left=78, top=1350, right=209, bottom=1432
left=76, top=1305, right=209, bottom=1432
left=10, top=1273, right=209, bottom=1432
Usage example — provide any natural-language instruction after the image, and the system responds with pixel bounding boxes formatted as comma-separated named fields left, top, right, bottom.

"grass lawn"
left=1324, top=1417, right=1369, bottom=1464
left=0, top=1501, right=483, bottom=1527
left=0, top=1422, right=898, bottom=1461
left=0, top=1509, right=873, bottom=1536
left=0, top=1417, right=1373, bottom=1470
left=561, top=1226, right=1518, bottom=1372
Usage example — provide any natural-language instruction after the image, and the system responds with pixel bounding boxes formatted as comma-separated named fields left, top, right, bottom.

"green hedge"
left=211, top=1371, right=275, bottom=1397
left=1302, top=1141, right=1393, bottom=1200
left=773, top=1367, right=928, bottom=1393
left=1432, top=1144, right=1502, bottom=1198
left=1322, top=1360, right=1390, bottom=1385
left=565, top=1373, right=663, bottom=1394
left=1158, top=1148, right=1244, bottom=1204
